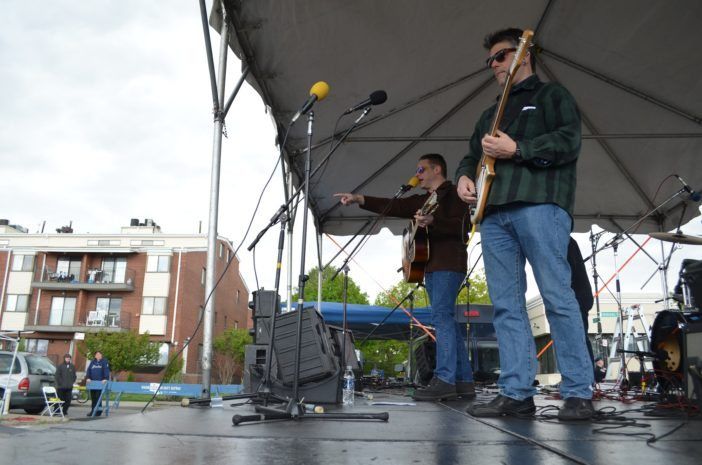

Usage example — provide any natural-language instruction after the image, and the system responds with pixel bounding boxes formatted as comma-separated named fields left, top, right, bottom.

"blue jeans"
left=424, top=271, right=473, bottom=384
left=481, top=203, right=593, bottom=400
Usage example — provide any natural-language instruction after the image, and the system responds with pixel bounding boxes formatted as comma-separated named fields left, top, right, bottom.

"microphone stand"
left=247, top=108, right=373, bottom=253
left=233, top=110, right=388, bottom=426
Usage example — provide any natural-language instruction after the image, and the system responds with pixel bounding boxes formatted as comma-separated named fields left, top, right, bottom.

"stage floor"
left=1, top=390, right=700, bottom=465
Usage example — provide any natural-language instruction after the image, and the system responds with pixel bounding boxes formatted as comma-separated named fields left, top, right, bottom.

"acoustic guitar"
left=402, top=191, right=439, bottom=283
left=470, top=29, right=534, bottom=224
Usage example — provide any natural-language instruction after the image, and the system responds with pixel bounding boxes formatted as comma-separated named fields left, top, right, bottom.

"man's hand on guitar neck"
left=334, top=192, right=365, bottom=206
left=414, top=210, right=434, bottom=228
left=481, top=130, right=518, bottom=159
left=457, top=176, right=477, bottom=205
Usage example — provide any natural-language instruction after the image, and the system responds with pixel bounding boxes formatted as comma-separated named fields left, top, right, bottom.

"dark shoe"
left=413, top=377, right=457, bottom=401
left=557, top=398, right=594, bottom=421
left=466, top=394, right=535, bottom=418
left=456, top=381, right=476, bottom=399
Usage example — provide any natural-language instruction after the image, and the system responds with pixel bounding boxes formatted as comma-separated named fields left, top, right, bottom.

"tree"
left=293, top=266, right=369, bottom=304
left=212, top=328, right=252, bottom=384
left=374, top=270, right=491, bottom=307
left=81, top=331, right=159, bottom=380
left=360, top=340, right=408, bottom=377
left=365, top=271, right=490, bottom=376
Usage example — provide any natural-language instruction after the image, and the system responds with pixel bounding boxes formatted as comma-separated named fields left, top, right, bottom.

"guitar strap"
left=498, top=81, right=546, bottom=133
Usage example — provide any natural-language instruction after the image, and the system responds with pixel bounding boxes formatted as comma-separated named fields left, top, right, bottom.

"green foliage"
left=213, top=328, right=252, bottom=364
left=458, top=271, right=491, bottom=305
left=162, top=354, right=184, bottom=383
left=81, top=331, right=159, bottom=378
left=374, top=271, right=491, bottom=307
left=374, top=282, right=430, bottom=308
left=360, top=340, right=408, bottom=375
left=293, top=266, right=369, bottom=304
left=213, top=328, right=252, bottom=384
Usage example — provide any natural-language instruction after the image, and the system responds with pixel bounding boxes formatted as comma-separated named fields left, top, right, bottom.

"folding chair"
left=42, top=386, right=65, bottom=418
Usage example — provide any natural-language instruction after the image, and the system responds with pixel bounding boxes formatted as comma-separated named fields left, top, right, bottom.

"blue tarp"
left=283, top=301, right=493, bottom=340
left=284, top=301, right=429, bottom=340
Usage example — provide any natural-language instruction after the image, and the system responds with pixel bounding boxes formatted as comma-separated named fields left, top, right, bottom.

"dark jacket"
left=362, top=180, right=469, bottom=273
left=86, top=358, right=111, bottom=386
left=55, top=362, right=77, bottom=389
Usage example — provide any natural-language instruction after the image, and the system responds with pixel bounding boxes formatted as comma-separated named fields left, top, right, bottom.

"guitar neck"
left=489, top=77, right=517, bottom=136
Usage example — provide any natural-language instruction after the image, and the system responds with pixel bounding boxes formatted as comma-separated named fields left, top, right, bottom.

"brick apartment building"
left=0, top=219, right=251, bottom=383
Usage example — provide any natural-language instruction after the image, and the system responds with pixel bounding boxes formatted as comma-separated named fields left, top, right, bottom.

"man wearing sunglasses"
left=335, top=154, right=474, bottom=401
left=455, top=28, right=594, bottom=420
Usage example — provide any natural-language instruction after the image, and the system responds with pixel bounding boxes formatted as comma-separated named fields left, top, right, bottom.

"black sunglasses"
left=486, top=47, right=517, bottom=68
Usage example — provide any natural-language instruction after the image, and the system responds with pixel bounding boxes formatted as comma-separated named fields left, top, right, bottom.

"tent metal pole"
left=308, top=67, right=488, bottom=152
left=320, top=77, right=494, bottom=221
left=538, top=59, right=655, bottom=211
left=541, top=49, right=702, bottom=126
left=198, top=0, right=219, bottom=110
left=201, top=3, right=229, bottom=399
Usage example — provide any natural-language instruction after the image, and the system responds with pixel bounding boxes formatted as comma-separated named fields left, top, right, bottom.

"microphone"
left=394, top=176, right=420, bottom=197
left=291, top=81, right=330, bottom=123
left=343, top=90, right=387, bottom=115
left=675, top=175, right=702, bottom=202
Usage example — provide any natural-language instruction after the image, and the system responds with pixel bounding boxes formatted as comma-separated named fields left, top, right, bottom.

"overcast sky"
left=2, top=2, right=700, bottom=307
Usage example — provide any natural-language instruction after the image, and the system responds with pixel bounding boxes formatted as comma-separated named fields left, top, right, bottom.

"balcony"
left=24, top=311, right=131, bottom=334
left=32, top=267, right=136, bottom=291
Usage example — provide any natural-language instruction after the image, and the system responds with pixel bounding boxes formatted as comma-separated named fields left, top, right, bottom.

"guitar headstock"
left=422, top=191, right=439, bottom=216
left=509, top=29, right=534, bottom=76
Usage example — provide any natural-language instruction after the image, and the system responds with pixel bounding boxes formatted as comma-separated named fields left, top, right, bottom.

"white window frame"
left=142, top=297, right=167, bottom=315
left=11, top=255, right=34, bottom=272
left=6, top=294, right=29, bottom=312
left=147, top=255, right=171, bottom=273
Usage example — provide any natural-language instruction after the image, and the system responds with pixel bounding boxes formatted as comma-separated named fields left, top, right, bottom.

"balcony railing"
left=32, top=267, right=136, bottom=291
left=83, top=310, right=131, bottom=331
left=24, top=311, right=131, bottom=333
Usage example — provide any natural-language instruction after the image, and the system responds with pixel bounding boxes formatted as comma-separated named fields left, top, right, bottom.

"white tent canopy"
left=213, top=0, right=702, bottom=236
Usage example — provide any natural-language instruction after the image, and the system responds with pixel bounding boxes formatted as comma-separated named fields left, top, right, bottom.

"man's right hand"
left=457, top=176, right=477, bottom=204
left=334, top=192, right=364, bottom=206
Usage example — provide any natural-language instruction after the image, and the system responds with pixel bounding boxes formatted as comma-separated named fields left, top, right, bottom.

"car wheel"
left=24, top=407, right=44, bottom=415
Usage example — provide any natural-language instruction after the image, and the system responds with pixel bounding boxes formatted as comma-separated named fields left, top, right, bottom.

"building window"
left=236, top=290, right=240, bottom=304
left=5, top=294, right=29, bottom=312
left=226, top=249, right=231, bottom=262
left=11, top=255, right=34, bottom=272
left=201, top=267, right=206, bottom=287
left=25, top=339, right=49, bottom=356
left=218, top=243, right=224, bottom=259
left=142, top=297, right=167, bottom=315
left=96, top=297, right=122, bottom=326
left=49, top=297, right=77, bottom=326
left=101, top=257, right=127, bottom=283
left=146, top=255, right=171, bottom=273
left=234, top=320, right=239, bottom=329
left=56, top=257, right=81, bottom=279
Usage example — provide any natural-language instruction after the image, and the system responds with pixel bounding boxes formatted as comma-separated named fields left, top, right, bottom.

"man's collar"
left=494, top=74, right=541, bottom=101
left=511, top=74, right=540, bottom=92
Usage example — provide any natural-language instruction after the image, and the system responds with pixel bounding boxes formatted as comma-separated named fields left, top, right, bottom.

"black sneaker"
left=413, top=377, right=457, bottom=401
left=466, top=394, right=535, bottom=418
left=557, top=397, right=594, bottom=421
left=456, top=381, right=476, bottom=399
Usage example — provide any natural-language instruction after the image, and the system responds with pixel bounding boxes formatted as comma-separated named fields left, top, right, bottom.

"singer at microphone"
left=291, top=81, right=330, bottom=123
left=333, top=153, right=473, bottom=401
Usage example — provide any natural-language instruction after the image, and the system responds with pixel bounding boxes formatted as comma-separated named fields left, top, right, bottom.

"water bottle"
left=342, top=365, right=355, bottom=407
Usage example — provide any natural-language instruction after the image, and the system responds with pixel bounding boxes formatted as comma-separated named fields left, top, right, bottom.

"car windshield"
left=0, top=354, right=22, bottom=375
left=25, top=355, right=56, bottom=375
